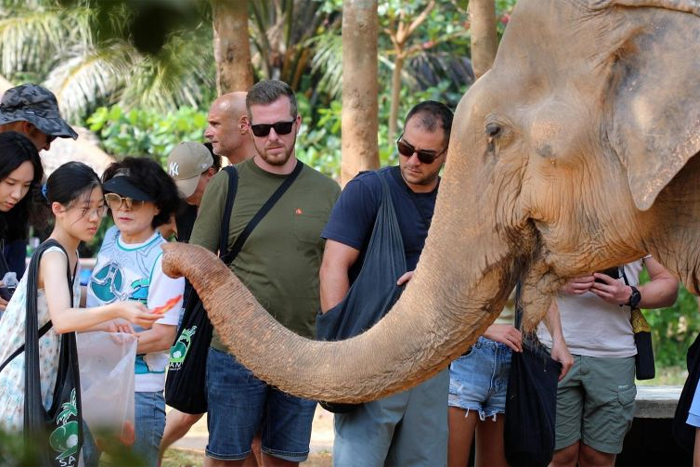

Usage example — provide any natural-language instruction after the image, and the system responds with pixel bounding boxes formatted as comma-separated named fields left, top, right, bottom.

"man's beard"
left=255, top=135, right=296, bottom=166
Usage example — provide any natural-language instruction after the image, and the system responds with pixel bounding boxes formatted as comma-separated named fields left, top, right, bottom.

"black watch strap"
left=627, top=285, right=642, bottom=308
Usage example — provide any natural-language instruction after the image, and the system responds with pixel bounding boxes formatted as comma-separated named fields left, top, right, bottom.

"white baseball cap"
left=167, top=142, right=213, bottom=198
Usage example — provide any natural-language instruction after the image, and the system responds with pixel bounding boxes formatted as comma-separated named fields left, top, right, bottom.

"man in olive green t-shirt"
left=190, top=80, right=340, bottom=467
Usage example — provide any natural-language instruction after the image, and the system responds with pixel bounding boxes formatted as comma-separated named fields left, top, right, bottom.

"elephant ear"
left=599, top=1, right=700, bottom=211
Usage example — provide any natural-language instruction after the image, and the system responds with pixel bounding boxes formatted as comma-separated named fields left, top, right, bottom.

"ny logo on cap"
left=168, top=162, right=179, bottom=177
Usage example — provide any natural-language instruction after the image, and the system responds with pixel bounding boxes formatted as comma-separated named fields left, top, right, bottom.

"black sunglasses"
left=396, top=135, right=447, bottom=164
left=250, top=120, right=296, bottom=137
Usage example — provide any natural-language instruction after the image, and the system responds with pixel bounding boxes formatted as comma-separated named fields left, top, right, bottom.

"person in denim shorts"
left=448, top=308, right=522, bottom=467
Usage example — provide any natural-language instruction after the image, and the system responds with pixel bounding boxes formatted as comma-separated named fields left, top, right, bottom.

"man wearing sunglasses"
left=190, top=79, right=340, bottom=467
left=319, top=101, right=453, bottom=466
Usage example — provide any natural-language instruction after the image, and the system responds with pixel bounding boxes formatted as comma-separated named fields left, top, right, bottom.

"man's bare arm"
left=319, top=240, right=360, bottom=313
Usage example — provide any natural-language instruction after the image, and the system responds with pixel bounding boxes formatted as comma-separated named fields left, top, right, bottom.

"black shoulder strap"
left=0, top=240, right=74, bottom=373
left=514, top=281, right=523, bottom=330
left=219, top=166, right=239, bottom=259
left=221, top=160, right=303, bottom=265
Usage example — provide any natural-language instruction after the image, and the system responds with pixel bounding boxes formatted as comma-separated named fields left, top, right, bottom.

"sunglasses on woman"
left=396, top=134, right=447, bottom=165
left=250, top=120, right=296, bottom=137
left=104, top=193, right=146, bottom=212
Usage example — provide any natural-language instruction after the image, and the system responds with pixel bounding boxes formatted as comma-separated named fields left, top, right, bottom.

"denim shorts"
left=448, top=336, right=512, bottom=420
left=205, top=348, right=317, bottom=462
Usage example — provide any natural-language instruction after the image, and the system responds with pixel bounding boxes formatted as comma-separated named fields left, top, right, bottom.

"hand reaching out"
left=483, top=324, right=523, bottom=353
left=118, top=301, right=161, bottom=329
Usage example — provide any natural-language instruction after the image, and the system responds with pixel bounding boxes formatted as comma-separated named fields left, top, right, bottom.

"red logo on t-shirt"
left=295, top=208, right=303, bottom=215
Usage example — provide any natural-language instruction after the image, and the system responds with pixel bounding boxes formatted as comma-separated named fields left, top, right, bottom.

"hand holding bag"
left=504, top=283, right=562, bottom=467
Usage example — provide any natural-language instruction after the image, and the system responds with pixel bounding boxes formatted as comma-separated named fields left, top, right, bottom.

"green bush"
left=87, top=106, right=209, bottom=166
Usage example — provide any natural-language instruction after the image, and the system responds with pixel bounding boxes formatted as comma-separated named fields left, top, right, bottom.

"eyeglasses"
left=396, top=134, right=447, bottom=164
left=250, top=120, right=296, bottom=137
left=70, top=203, right=107, bottom=218
left=104, top=193, right=146, bottom=212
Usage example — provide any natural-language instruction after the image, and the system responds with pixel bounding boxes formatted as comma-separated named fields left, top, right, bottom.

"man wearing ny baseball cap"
left=167, top=141, right=219, bottom=206
left=0, top=83, right=77, bottom=151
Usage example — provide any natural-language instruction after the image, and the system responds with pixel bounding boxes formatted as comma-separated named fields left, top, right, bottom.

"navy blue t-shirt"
left=321, top=166, right=438, bottom=283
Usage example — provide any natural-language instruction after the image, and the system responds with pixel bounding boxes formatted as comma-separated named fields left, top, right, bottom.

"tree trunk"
left=468, top=0, right=498, bottom=79
left=387, top=53, right=404, bottom=143
left=212, top=0, right=254, bottom=94
left=340, top=0, right=379, bottom=185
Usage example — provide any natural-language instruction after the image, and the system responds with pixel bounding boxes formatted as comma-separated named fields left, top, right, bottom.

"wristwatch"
left=627, top=286, right=642, bottom=309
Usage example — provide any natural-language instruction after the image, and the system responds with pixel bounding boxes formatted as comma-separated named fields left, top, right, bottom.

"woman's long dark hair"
left=0, top=132, right=43, bottom=242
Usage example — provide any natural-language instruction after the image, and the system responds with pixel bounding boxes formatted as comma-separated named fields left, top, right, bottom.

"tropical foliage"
left=0, top=0, right=216, bottom=121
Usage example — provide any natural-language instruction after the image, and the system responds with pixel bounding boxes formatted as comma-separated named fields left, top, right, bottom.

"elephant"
left=161, top=0, right=700, bottom=403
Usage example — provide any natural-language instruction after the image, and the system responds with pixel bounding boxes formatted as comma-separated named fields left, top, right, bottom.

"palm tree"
left=0, top=0, right=216, bottom=122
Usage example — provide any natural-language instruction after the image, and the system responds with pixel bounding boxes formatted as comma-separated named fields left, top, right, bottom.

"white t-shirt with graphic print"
left=87, top=226, right=184, bottom=392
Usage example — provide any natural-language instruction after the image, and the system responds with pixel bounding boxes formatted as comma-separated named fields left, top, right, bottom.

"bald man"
left=204, top=91, right=255, bottom=164
left=160, top=93, right=258, bottom=464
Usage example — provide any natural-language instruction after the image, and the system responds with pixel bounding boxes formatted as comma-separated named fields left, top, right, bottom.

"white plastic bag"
left=77, top=331, right=137, bottom=446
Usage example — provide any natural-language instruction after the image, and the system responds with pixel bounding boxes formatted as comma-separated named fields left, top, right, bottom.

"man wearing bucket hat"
left=0, top=84, right=77, bottom=151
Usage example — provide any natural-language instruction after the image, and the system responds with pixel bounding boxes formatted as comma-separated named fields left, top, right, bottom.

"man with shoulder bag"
left=319, top=101, right=453, bottom=467
left=190, top=80, right=340, bottom=467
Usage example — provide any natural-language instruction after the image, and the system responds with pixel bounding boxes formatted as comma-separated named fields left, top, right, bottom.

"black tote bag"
left=504, top=285, right=562, bottom=467
left=24, top=239, right=83, bottom=466
left=164, top=166, right=239, bottom=414
left=316, top=169, right=406, bottom=412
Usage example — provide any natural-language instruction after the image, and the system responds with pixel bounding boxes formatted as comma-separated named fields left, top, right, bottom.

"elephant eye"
left=486, top=123, right=502, bottom=138
left=486, top=123, right=502, bottom=152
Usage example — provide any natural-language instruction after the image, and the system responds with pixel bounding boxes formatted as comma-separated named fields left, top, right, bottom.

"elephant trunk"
left=161, top=182, right=520, bottom=403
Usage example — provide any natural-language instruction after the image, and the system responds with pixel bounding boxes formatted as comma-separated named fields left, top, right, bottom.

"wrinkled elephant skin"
left=162, top=0, right=700, bottom=402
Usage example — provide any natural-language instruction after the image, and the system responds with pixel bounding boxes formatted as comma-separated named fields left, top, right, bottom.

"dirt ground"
left=164, top=406, right=334, bottom=466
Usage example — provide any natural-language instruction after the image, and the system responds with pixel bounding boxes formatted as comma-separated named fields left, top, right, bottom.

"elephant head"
left=162, top=0, right=700, bottom=403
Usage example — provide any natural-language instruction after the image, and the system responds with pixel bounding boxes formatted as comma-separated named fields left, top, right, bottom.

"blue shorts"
left=205, top=348, right=317, bottom=462
left=448, top=336, right=512, bottom=420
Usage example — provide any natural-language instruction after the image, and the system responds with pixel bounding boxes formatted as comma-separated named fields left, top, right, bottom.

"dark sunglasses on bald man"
left=250, top=120, right=296, bottom=137
left=396, top=134, right=447, bottom=165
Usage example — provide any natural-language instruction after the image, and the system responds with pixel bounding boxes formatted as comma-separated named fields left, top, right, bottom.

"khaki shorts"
left=555, top=354, right=636, bottom=454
